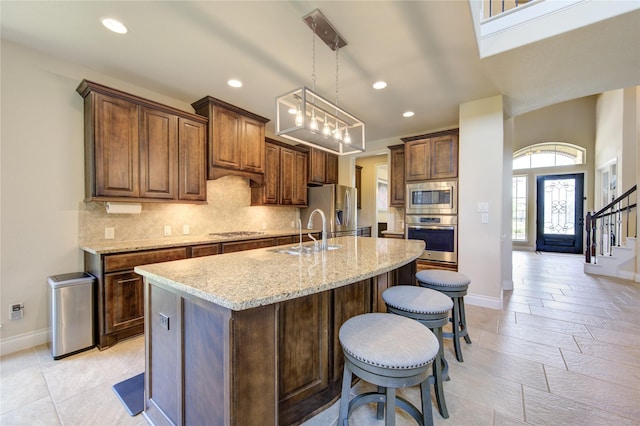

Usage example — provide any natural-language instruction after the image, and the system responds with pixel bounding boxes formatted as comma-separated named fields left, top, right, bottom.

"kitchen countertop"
left=134, top=236, right=424, bottom=311
left=80, top=229, right=321, bottom=255
left=381, top=230, right=405, bottom=236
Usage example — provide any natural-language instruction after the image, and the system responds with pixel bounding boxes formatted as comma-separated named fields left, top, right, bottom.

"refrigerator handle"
left=345, top=191, right=351, bottom=227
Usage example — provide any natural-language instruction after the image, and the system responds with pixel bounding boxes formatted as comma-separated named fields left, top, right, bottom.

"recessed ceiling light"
left=403, top=111, right=415, bottom=118
left=227, top=79, right=243, bottom=88
left=101, top=18, right=128, bottom=34
left=373, top=81, right=387, bottom=90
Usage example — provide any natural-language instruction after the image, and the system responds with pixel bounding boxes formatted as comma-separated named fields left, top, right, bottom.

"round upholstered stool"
left=382, top=285, right=453, bottom=419
left=416, top=270, right=472, bottom=362
left=338, top=313, right=439, bottom=426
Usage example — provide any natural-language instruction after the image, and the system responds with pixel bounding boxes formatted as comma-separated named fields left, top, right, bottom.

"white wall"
left=459, top=95, right=505, bottom=308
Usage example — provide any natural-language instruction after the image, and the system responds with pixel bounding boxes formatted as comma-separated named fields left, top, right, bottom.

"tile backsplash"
left=79, top=176, right=298, bottom=244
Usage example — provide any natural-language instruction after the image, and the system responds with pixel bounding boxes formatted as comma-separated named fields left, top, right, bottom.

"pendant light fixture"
left=276, top=9, right=365, bottom=155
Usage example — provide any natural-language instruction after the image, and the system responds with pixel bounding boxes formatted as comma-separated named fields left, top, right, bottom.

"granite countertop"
left=80, top=229, right=321, bottom=255
left=134, top=236, right=425, bottom=311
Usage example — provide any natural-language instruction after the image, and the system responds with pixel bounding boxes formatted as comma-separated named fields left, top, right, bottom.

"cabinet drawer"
left=191, top=244, right=221, bottom=258
left=221, top=238, right=277, bottom=253
left=105, top=248, right=188, bottom=272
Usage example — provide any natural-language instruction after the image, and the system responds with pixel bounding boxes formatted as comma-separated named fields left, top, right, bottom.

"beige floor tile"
left=605, top=304, right=640, bottom=323
left=523, top=384, right=638, bottom=426
left=550, top=293, right=622, bottom=310
left=598, top=317, right=640, bottom=335
left=544, top=365, right=640, bottom=420
left=587, top=323, right=640, bottom=348
left=0, top=365, right=50, bottom=414
left=493, top=411, right=528, bottom=426
left=561, top=348, right=640, bottom=390
left=0, top=396, right=60, bottom=426
left=476, top=329, right=566, bottom=369
left=514, top=312, right=593, bottom=338
left=540, top=300, right=615, bottom=318
left=519, top=279, right=572, bottom=291
left=511, top=288, right=556, bottom=300
left=497, top=321, right=582, bottom=351
left=55, top=372, right=144, bottom=426
left=528, top=305, right=605, bottom=327
left=503, top=293, right=545, bottom=307
left=41, top=348, right=132, bottom=404
left=572, top=335, right=640, bottom=368
left=0, top=348, right=39, bottom=376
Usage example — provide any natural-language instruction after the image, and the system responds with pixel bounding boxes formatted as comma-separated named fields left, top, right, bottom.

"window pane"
left=543, top=178, right=576, bottom=235
left=512, top=176, right=527, bottom=241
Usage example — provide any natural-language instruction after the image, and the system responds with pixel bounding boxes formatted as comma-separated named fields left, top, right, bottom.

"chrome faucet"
left=307, top=208, right=328, bottom=250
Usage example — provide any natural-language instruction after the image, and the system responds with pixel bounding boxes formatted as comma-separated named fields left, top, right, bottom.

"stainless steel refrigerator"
left=301, top=184, right=358, bottom=237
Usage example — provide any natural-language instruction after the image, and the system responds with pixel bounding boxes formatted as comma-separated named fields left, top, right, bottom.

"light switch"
left=481, top=213, right=489, bottom=224
left=477, top=202, right=489, bottom=212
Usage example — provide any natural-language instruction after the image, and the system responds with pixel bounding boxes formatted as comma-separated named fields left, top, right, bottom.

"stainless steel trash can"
left=48, top=272, right=95, bottom=359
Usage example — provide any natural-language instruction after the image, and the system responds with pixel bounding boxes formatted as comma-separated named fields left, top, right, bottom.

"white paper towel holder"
left=106, top=202, right=142, bottom=214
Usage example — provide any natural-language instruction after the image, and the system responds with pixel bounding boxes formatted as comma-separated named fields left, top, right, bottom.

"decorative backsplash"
left=79, top=176, right=298, bottom=244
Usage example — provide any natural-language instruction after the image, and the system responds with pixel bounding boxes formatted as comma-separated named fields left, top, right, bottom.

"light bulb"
left=343, top=128, right=351, bottom=144
left=295, top=105, right=303, bottom=127
left=333, top=127, right=342, bottom=141
left=322, top=114, right=331, bottom=137
left=310, top=109, right=319, bottom=131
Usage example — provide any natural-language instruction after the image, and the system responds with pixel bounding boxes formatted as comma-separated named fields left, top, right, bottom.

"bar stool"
left=382, top=285, right=453, bottom=419
left=416, top=270, right=472, bottom=362
left=338, top=313, right=439, bottom=426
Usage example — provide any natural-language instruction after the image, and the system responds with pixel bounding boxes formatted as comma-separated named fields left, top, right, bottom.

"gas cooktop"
left=208, top=231, right=265, bottom=238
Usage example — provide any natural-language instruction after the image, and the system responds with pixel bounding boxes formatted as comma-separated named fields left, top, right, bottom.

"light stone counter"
left=134, top=236, right=425, bottom=311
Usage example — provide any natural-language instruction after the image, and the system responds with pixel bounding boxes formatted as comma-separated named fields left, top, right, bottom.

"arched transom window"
left=513, top=142, right=586, bottom=170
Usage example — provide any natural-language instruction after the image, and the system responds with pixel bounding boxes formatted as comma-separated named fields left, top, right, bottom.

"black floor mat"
left=112, top=373, right=144, bottom=416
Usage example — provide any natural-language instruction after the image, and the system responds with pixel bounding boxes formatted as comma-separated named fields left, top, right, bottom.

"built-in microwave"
left=406, top=181, right=457, bottom=215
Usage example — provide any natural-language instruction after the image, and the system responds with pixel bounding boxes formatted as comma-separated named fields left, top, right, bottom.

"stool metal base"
left=339, top=352, right=433, bottom=426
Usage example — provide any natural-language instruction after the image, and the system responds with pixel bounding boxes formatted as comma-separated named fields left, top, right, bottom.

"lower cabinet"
left=104, top=271, right=145, bottom=334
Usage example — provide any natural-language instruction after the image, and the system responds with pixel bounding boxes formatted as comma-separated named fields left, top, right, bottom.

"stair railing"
left=585, top=185, right=637, bottom=264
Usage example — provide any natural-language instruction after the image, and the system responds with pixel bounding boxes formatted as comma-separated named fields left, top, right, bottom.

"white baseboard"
left=465, top=293, right=503, bottom=310
left=0, top=328, right=50, bottom=357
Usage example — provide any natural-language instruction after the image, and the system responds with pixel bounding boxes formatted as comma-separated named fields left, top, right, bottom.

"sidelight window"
left=512, top=176, right=527, bottom=241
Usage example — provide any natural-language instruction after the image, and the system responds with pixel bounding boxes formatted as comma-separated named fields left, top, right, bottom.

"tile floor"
left=1, top=251, right=639, bottom=425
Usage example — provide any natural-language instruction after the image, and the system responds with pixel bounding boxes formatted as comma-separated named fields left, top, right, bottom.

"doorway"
left=535, top=173, right=584, bottom=253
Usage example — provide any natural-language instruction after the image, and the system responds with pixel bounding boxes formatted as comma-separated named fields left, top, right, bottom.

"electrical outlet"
left=481, top=213, right=489, bottom=224
left=163, top=225, right=172, bottom=236
left=159, top=313, right=170, bottom=330
left=10, top=303, right=24, bottom=320
left=105, top=227, right=115, bottom=239
left=182, top=225, right=190, bottom=235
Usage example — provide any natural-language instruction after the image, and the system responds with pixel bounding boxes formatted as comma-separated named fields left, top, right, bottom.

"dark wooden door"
left=104, top=271, right=144, bottom=333
left=405, top=139, right=430, bottom=181
left=325, top=152, right=338, bottom=184
left=139, top=107, right=177, bottom=199
left=178, top=117, right=206, bottom=201
left=212, top=107, right=241, bottom=171
left=389, top=145, right=406, bottom=207
left=240, top=116, right=265, bottom=173
left=263, top=142, right=280, bottom=204
left=536, top=173, right=584, bottom=253
left=308, top=148, right=326, bottom=184
left=430, top=134, right=458, bottom=179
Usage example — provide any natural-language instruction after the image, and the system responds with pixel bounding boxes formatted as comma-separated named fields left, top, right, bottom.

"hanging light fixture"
left=276, top=9, right=365, bottom=155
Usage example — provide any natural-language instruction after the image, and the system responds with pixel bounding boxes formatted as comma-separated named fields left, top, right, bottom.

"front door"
left=536, top=173, right=584, bottom=253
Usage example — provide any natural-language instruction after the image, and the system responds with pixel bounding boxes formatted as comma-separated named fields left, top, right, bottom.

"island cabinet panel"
left=278, top=293, right=330, bottom=424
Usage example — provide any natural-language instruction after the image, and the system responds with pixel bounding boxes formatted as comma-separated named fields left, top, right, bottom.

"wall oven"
left=406, top=215, right=457, bottom=264
left=406, top=181, right=457, bottom=215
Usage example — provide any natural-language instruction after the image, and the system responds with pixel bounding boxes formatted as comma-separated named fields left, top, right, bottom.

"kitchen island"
left=135, top=236, right=424, bottom=426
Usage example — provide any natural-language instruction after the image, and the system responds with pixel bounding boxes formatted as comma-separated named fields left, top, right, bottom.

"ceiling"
left=2, top=1, right=639, bottom=154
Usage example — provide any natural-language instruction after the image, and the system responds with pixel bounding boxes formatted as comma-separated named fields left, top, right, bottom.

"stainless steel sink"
left=269, top=243, right=342, bottom=255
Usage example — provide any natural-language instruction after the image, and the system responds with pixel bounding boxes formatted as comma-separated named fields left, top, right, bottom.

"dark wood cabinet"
left=388, top=144, right=406, bottom=207
left=77, top=80, right=207, bottom=203
left=403, top=129, right=458, bottom=182
left=308, top=147, right=338, bottom=185
left=356, top=226, right=372, bottom=237
left=104, top=271, right=145, bottom=333
left=221, top=238, right=278, bottom=253
left=355, top=165, right=362, bottom=209
left=191, top=96, right=269, bottom=185
left=252, top=139, right=308, bottom=206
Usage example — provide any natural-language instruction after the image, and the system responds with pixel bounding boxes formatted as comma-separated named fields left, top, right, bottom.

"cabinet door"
left=139, top=107, right=177, bottom=199
left=325, top=153, right=338, bottom=184
left=279, top=146, right=295, bottom=205
left=406, top=139, right=430, bottom=182
left=430, top=134, right=458, bottom=179
left=308, top=148, right=326, bottom=185
left=211, top=107, right=241, bottom=171
left=178, top=118, right=207, bottom=201
left=93, top=93, right=140, bottom=197
left=261, top=143, right=280, bottom=205
left=293, top=150, right=308, bottom=206
left=105, top=271, right=144, bottom=333
left=355, top=165, right=362, bottom=209
left=389, top=145, right=406, bottom=207
left=240, top=116, right=265, bottom=174
left=278, top=292, right=329, bottom=410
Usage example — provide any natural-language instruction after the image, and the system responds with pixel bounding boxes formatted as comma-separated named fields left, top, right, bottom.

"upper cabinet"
left=251, top=139, right=308, bottom=206
left=388, top=145, right=406, bottom=207
left=77, top=80, right=207, bottom=203
left=308, top=147, right=338, bottom=186
left=191, top=96, right=269, bottom=185
left=355, top=165, right=362, bottom=209
left=402, top=129, right=458, bottom=182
